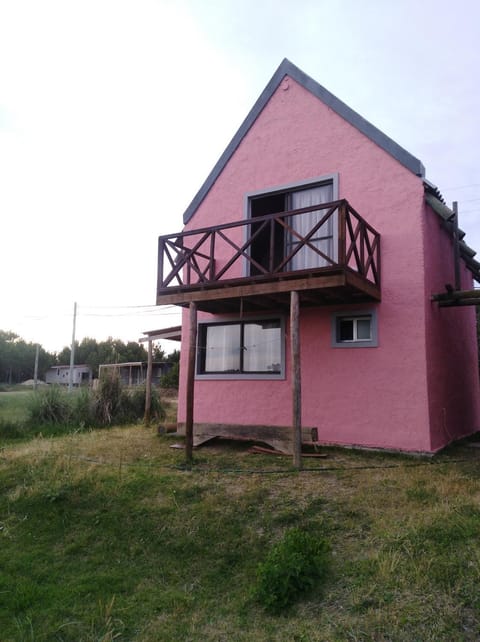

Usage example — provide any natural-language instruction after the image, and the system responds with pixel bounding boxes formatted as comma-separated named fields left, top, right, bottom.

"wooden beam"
left=437, top=299, right=480, bottom=307
left=290, top=290, right=302, bottom=470
left=432, top=288, right=480, bottom=302
left=344, top=270, right=381, bottom=301
left=144, top=339, right=153, bottom=425
left=157, top=273, right=348, bottom=306
left=185, top=302, right=197, bottom=463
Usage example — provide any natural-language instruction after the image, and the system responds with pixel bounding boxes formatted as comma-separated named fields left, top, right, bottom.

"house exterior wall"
left=422, top=204, right=480, bottom=450
left=176, top=75, right=446, bottom=452
left=45, top=366, right=92, bottom=385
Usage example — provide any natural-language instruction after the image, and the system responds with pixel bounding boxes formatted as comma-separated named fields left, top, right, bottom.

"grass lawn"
left=0, top=390, right=31, bottom=425
left=1, top=417, right=480, bottom=641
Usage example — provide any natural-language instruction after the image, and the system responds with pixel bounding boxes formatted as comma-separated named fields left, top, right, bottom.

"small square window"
left=332, top=311, right=377, bottom=348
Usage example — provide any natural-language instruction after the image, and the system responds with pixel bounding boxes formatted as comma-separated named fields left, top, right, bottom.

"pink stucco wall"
left=422, top=205, right=480, bottom=450
left=176, top=75, right=478, bottom=453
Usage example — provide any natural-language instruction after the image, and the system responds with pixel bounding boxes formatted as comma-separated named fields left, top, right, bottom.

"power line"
left=458, top=197, right=480, bottom=204
left=81, top=303, right=177, bottom=310
left=18, top=308, right=181, bottom=322
left=80, top=307, right=180, bottom=317
left=443, top=183, right=480, bottom=190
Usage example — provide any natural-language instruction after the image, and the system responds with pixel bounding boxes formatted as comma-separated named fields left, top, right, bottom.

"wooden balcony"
left=157, top=199, right=380, bottom=313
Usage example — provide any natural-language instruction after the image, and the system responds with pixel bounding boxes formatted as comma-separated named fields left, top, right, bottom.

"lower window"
left=197, top=319, right=283, bottom=377
left=332, top=311, right=378, bottom=348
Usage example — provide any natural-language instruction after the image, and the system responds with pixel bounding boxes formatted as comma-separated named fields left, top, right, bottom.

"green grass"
left=0, top=391, right=31, bottom=424
left=1, top=426, right=480, bottom=641
left=0, top=384, right=168, bottom=442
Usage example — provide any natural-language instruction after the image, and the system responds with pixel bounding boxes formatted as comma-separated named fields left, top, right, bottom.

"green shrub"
left=159, top=362, right=179, bottom=389
left=17, top=377, right=165, bottom=436
left=27, top=386, right=72, bottom=425
left=124, top=385, right=165, bottom=423
left=72, top=387, right=96, bottom=428
left=254, top=528, right=330, bottom=614
left=94, top=374, right=165, bottom=426
left=95, top=373, right=123, bottom=426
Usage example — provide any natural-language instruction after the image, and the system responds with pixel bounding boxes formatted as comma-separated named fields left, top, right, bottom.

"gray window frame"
left=331, top=309, right=378, bottom=348
left=196, top=315, right=286, bottom=380
left=243, top=173, right=339, bottom=276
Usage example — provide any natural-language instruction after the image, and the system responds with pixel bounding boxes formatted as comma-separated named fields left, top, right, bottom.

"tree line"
left=0, top=331, right=177, bottom=384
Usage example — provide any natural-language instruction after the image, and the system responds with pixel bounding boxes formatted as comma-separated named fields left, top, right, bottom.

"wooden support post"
left=144, top=339, right=153, bottom=425
left=185, top=301, right=198, bottom=463
left=290, top=290, right=302, bottom=470
left=338, top=202, right=346, bottom=267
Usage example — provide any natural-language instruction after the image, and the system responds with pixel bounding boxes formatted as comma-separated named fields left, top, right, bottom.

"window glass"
left=198, top=319, right=283, bottom=376
left=356, top=318, right=371, bottom=340
left=333, top=311, right=377, bottom=348
left=338, top=319, right=354, bottom=341
left=204, top=324, right=241, bottom=373
left=243, top=321, right=281, bottom=373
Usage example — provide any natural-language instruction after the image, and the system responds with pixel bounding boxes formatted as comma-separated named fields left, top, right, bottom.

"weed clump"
left=20, top=375, right=165, bottom=437
left=27, top=385, right=72, bottom=425
left=95, top=375, right=164, bottom=426
left=254, top=527, right=330, bottom=614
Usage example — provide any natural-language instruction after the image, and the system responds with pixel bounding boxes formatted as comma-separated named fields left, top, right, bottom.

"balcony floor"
left=156, top=266, right=381, bottom=314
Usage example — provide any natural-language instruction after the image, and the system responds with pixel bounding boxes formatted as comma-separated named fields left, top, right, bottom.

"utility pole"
left=33, top=344, right=39, bottom=391
left=68, top=302, right=77, bottom=392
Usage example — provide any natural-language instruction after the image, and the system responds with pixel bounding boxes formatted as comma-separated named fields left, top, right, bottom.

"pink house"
left=157, top=59, right=480, bottom=455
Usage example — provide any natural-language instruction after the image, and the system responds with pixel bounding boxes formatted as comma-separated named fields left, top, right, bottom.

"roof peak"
left=183, top=59, right=425, bottom=224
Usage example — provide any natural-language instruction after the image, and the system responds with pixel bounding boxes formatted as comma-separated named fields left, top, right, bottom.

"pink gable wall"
left=176, top=75, right=477, bottom=453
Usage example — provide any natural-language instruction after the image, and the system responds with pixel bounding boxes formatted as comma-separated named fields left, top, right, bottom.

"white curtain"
left=243, top=322, right=281, bottom=373
left=204, top=324, right=241, bottom=372
left=287, top=183, right=335, bottom=270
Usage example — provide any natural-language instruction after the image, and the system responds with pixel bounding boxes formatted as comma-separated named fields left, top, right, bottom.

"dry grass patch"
left=1, top=430, right=480, bottom=641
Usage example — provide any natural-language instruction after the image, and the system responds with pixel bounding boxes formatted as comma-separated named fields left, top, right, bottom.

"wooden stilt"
left=290, top=290, right=302, bottom=469
left=144, top=339, right=153, bottom=425
left=185, top=301, right=198, bottom=463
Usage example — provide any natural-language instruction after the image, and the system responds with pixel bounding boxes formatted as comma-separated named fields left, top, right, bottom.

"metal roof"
left=424, top=186, right=480, bottom=283
left=140, top=326, right=182, bottom=342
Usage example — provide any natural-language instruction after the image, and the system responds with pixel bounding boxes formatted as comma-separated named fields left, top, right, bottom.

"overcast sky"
left=1, top=0, right=479, bottom=353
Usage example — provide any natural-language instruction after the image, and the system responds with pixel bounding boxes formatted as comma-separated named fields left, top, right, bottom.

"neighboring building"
left=45, top=365, right=92, bottom=386
left=98, top=362, right=171, bottom=386
left=156, top=59, right=480, bottom=454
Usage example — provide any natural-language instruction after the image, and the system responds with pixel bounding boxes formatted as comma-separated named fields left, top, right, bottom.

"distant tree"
left=56, top=337, right=148, bottom=378
left=153, top=343, right=166, bottom=362
left=166, top=349, right=180, bottom=365
left=0, top=331, right=55, bottom=383
left=159, top=349, right=180, bottom=388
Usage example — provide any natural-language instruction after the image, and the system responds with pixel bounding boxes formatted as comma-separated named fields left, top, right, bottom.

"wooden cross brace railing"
left=157, top=199, right=380, bottom=293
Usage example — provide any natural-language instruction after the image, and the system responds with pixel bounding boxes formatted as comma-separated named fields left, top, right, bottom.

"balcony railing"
left=157, top=199, right=380, bottom=297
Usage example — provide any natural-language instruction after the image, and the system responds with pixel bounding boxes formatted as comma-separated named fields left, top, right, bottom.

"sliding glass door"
left=286, top=182, right=335, bottom=270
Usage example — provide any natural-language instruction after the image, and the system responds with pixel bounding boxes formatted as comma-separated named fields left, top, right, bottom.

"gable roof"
left=183, top=58, right=426, bottom=224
